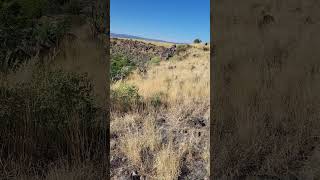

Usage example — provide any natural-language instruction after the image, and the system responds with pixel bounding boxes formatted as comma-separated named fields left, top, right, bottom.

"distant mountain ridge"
left=110, top=33, right=185, bottom=44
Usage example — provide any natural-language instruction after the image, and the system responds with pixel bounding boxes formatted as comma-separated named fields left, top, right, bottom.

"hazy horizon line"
left=110, top=31, right=209, bottom=44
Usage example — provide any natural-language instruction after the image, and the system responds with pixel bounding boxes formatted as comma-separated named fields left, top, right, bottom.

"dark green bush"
left=34, top=17, right=71, bottom=45
left=0, top=0, right=71, bottom=72
left=111, top=54, right=136, bottom=81
left=0, top=69, right=102, bottom=166
left=1, top=69, right=98, bottom=132
left=193, top=38, right=202, bottom=44
left=31, top=70, right=98, bottom=129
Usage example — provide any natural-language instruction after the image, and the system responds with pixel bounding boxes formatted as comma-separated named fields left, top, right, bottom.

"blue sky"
left=110, top=0, right=210, bottom=43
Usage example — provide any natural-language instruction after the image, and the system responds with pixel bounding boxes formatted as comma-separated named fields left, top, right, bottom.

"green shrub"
left=111, top=54, right=135, bottom=81
left=0, top=69, right=99, bottom=134
left=34, top=17, right=71, bottom=44
left=0, top=69, right=102, bottom=165
left=111, top=83, right=141, bottom=112
left=0, top=1, right=71, bottom=72
left=31, top=70, right=98, bottom=129
left=149, top=56, right=161, bottom=65
left=193, top=39, right=202, bottom=44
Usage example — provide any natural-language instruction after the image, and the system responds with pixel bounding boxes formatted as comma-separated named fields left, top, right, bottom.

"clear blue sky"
left=110, top=0, right=210, bottom=43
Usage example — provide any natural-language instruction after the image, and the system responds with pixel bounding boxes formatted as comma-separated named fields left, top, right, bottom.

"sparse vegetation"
left=176, top=44, right=191, bottom=55
left=111, top=38, right=209, bottom=179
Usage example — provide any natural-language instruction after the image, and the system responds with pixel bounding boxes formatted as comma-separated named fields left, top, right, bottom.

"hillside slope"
left=110, top=39, right=210, bottom=179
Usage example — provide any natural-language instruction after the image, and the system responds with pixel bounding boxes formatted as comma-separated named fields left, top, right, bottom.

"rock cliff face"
left=110, top=38, right=177, bottom=65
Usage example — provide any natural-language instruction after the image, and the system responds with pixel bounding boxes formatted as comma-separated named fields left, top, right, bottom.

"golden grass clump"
left=120, top=131, right=145, bottom=166
left=119, top=116, right=160, bottom=166
left=155, top=143, right=184, bottom=180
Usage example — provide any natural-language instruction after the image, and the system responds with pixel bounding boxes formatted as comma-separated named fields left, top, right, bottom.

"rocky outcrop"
left=110, top=38, right=177, bottom=65
left=160, top=44, right=176, bottom=60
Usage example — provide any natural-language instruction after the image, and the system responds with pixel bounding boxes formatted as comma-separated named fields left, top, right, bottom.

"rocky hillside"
left=111, top=38, right=177, bottom=63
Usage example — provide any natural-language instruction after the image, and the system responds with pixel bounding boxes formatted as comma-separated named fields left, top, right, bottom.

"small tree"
left=193, top=39, right=202, bottom=44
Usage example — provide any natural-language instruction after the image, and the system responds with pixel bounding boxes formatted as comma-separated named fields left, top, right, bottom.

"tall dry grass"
left=155, top=142, right=185, bottom=179
left=212, top=0, right=320, bottom=179
left=125, top=46, right=209, bottom=105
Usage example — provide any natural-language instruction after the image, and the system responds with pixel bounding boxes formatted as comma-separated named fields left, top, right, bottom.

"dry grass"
left=11, top=162, right=99, bottom=180
left=155, top=142, right=185, bottom=180
left=125, top=47, right=209, bottom=105
left=142, top=116, right=161, bottom=152
left=212, top=0, right=320, bottom=179
left=191, top=43, right=210, bottom=49
left=120, top=132, right=145, bottom=166
left=119, top=116, right=160, bottom=166
left=203, top=144, right=210, bottom=177
left=110, top=113, right=141, bottom=134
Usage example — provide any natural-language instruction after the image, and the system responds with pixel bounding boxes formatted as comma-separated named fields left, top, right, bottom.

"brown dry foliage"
left=212, top=0, right=320, bottom=179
